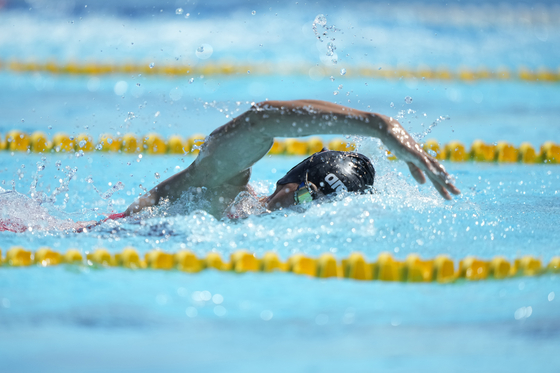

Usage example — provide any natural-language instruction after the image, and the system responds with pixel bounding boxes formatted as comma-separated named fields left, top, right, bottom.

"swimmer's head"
left=276, top=150, right=375, bottom=199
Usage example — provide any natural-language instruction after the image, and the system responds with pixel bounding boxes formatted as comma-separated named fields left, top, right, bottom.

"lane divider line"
left=1, top=59, right=559, bottom=82
left=1, top=131, right=558, bottom=163
left=1, top=247, right=559, bottom=283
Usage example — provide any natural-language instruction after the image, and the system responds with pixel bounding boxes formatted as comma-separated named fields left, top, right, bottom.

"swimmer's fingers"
left=406, top=162, right=426, bottom=184
left=426, top=173, right=453, bottom=200
left=422, top=157, right=461, bottom=199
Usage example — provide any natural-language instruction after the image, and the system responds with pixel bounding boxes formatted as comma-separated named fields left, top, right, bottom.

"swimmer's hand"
left=381, top=116, right=461, bottom=200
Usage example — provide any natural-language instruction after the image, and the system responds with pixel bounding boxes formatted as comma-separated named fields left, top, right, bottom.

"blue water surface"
left=1, top=1, right=560, bottom=371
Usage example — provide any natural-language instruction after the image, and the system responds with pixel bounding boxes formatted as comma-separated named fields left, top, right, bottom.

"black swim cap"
left=276, top=150, right=375, bottom=196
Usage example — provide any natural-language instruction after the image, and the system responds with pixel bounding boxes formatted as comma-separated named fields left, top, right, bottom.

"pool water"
left=1, top=151, right=559, bottom=372
left=1, top=1, right=560, bottom=371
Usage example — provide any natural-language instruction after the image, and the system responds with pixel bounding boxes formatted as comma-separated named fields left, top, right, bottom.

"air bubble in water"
left=340, top=68, right=346, bottom=76
left=155, top=173, right=160, bottom=179
left=338, top=84, right=343, bottom=90
left=333, top=91, right=339, bottom=95
left=86, top=176, right=93, bottom=183
left=197, top=46, right=204, bottom=53
left=405, top=96, right=413, bottom=104
left=247, top=70, right=250, bottom=74
left=189, top=78, right=194, bottom=83
left=330, top=76, right=335, bottom=82
left=390, top=102, right=395, bottom=108
left=251, top=10, right=256, bottom=15
left=79, top=140, right=86, bottom=148
left=175, top=8, right=183, bottom=15
left=149, top=62, right=155, bottom=69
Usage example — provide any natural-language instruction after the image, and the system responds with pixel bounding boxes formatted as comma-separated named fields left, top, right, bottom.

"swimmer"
left=0, top=100, right=460, bottom=233
left=123, top=100, right=460, bottom=218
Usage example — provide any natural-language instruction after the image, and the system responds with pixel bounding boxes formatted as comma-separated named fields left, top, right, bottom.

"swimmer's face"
left=266, top=182, right=322, bottom=211
left=266, top=183, right=299, bottom=211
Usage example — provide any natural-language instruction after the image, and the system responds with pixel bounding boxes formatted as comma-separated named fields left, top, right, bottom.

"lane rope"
left=1, top=59, right=559, bottom=83
left=1, top=130, right=559, bottom=163
left=1, top=247, right=558, bottom=283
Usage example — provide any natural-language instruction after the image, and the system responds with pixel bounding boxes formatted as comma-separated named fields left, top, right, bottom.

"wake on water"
left=0, top=132, right=465, bottom=239
left=0, top=103, right=468, bottom=239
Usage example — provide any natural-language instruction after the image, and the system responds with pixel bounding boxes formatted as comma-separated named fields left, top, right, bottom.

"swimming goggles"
left=294, top=181, right=315, bottom=205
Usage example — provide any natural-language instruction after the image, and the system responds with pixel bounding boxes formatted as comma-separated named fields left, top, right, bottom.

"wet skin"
left=124, top=100, right=460, bottom=219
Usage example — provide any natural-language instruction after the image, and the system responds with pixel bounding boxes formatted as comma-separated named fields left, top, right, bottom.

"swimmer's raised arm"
left=200, top=99, right=460, bottom=199
left=125, top=99, right=459, bottom=215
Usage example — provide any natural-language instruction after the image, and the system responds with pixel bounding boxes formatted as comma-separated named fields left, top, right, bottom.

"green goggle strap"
left=294, top=181, right=314, bottom=204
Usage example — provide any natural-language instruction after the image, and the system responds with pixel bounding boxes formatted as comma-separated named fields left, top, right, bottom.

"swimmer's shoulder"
left=224, top=168, right=252, bottom=187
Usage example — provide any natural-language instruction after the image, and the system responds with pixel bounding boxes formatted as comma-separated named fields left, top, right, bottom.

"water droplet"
left=338, top=84, right=343, bottom=90
left=79, top=140, right=86, bottom=148
left=260, top=310, right=273, bottom=321
left=195, top=44, right=213, bottom=59
left=405, top=96, right=413, bottom=104
left=175, top=8, right=183, bottom=15
left=48, top=125, right=52, bottom=130
left=340, top=68, right=346, bottom=76
left=149, top=62, right=155, bottom=69
left=155, top=172, right=160, bottom=179
left=333, top=91, right=339, bottom=95
left=251, top=10, right=256, bottom=15
left=330, top=76, right=335, bottom=82
left=314, top=14, right=327, bottom=26
left=326, top=42, right=335, bottom=56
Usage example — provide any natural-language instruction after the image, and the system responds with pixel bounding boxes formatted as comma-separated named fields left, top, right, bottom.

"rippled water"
left=1, top=142, right=560, bottom=257
left=2, top=135, right=559, bottom=373
left=1, top=1, right=560, bottom=371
